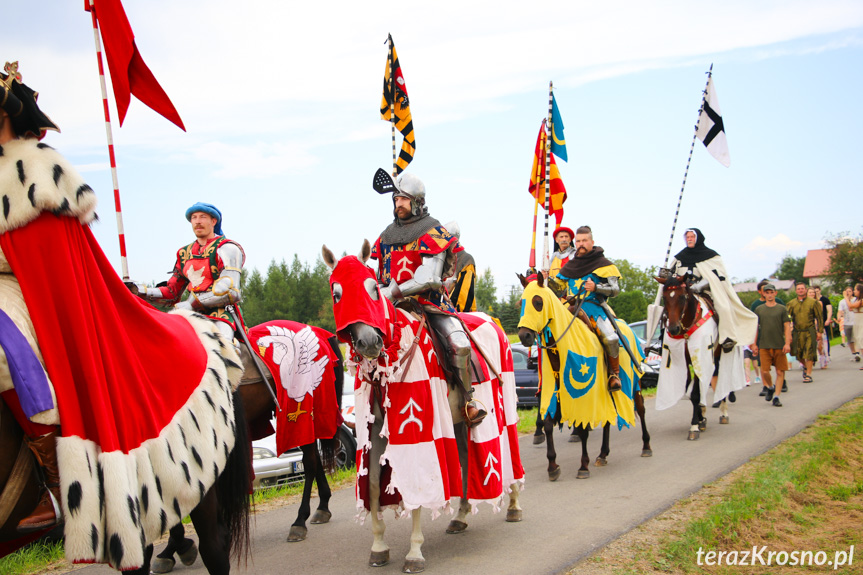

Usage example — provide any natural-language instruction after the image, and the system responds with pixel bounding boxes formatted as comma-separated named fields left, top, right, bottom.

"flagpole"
left=528, top=195, right=539, bottom=270
left=88, top=0, right=130, bottom=281
left=661, top=64, right=713, bottom=270
left=388, top=36, right=398, bottom=177
left=542, top=81, right=553, bottom=272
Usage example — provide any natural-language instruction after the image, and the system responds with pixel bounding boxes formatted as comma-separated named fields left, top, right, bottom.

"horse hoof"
left=548, top=466, right=561, bottom=481
left=310, top=509, right=332, bottom=524
left=403, top=558, right=426, bottom=573
left=286, top=525, right=308, bottom=542
left=698, top=419, right=707, bottom=432
left=595, top=456, right=607, bottom=467
left=533, top=434, right=546, bottom=445
left=568, top=434, right=580, bottom=443
left=369, top=549, right=390, bottom=567
left=151, top=557, right=176, bottom=574
left=506, top=509, right=523, bottom=523
left=178, top=542, right=198, bottom=566
left=641, top=449, right=653, bottom=457
left=446, top=520, right=468, bottom=534
left=688, top=430, right=700, bottom=441
left=577, top=468, right=590, bottom=479
left=719, top=415, right=729, bottom=424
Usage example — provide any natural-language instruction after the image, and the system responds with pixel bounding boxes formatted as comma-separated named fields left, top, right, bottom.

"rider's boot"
left=456, top=356, right=486, bottom=428
left=607, top=354, right=622, bottom=392
left=17, top=430, right=63, bottom=533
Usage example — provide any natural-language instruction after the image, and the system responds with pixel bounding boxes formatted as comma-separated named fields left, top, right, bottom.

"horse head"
left=656, top=274, right=694, bottom=337
left=516, top=275, right=557, bottom=348
left=322, top=241, right=389, bottom=359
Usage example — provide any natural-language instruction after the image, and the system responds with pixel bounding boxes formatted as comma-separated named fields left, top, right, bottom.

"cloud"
left=743, top=234, right=805, bottom=253
left=191, top=141, right=320, bottom=179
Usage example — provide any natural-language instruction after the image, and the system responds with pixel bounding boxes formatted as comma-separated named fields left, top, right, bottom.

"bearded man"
left=371, top=172, right=485, bottom=426
left=554, top=226, right=624, bottom=391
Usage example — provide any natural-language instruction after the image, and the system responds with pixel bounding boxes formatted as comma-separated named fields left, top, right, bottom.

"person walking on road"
left=787, top=282, right=822, bottom=382
left=751, top=284, right=792, bottom=407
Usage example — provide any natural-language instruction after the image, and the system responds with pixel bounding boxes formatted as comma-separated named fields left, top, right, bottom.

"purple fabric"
left=0, top=308, right=53, bottom=417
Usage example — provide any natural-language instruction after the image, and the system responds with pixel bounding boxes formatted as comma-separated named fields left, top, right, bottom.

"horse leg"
left=310, top=447, right=333, bottom=524
left=287, top=444, right=318, bottom=542
left=688, top=378, right=702, bottom=440
left=719, top=400, right=730, bottom=424
left=577, top=426, right=591, bottom=479
left=634, top=390, right=653, bottom=456
left=152, top=523, right=197, bottom=573
left=506, top=481, right=523, bottom=522
left=595, top=423, right=611, bottom=466
left=403, top=507, right=426, bottom=573
left=533, top=409, right=545, bottom=445
left=368, top=412, right=389, bottom=567
left=190, top=487, right=231, bottom=575
left=446, top=421, right=470, bottom=534
left=544, top=414, right=560, bottom=481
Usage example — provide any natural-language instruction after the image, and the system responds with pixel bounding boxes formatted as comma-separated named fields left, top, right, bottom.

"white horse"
left=323, top=243, right=523, bottom=573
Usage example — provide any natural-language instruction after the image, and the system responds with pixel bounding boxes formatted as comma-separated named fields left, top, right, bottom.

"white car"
left=251, top=379, right=357, bottom=490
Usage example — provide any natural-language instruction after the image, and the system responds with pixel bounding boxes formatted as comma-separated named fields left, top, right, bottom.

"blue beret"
left=185, top=202, right=223, bottom=236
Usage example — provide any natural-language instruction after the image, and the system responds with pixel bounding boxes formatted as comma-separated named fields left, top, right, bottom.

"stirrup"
left=462, top=399, right=487, bottom=428
left=721, top=338, right=736, bottom=352
left=607, top=375, right=622, bottom=392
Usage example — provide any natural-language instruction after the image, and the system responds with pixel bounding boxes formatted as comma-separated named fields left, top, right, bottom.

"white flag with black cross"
left=696, top=76, right=730, bottom=167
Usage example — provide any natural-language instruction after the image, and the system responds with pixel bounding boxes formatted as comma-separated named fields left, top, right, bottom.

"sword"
left=598, top=300, right=644, bottom=377
left=225, top=304, right=281, bottom=412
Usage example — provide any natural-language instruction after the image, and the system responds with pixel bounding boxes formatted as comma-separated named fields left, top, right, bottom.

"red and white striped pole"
left=88, top=0, right=130, bottom=280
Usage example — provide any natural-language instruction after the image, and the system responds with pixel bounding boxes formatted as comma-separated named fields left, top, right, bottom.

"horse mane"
left=664, top=275, right=685, bottom=289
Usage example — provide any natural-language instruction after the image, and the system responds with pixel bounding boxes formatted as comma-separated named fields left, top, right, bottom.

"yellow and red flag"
left=380, top=34, right=415, bottom=174
left=528, top=119, right=566, bottom=226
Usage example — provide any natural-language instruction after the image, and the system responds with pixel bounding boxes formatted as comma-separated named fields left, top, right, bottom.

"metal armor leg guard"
left=428, top=314, right=486, bottom=427
left=216, top=320, right=241, bottom=354
left=596, top=316, right=622, bottom=391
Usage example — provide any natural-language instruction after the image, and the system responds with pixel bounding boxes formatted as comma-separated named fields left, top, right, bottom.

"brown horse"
left=655, top=275, right=730, bottom=440
left=516, top=273, right=652, bottom=482
left=0, top=396, right=43, bottom=555
left=153, top=320, right=345, bottom=573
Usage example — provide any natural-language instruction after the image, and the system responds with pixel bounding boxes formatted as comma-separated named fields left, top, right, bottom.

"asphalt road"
left=70, top=348, right=863, bottom=575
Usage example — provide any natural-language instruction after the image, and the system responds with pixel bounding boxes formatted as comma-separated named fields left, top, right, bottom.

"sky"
left=4, top=1, right=863, bottom=299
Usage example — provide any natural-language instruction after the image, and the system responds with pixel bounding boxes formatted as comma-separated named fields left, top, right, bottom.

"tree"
left=474, top=267, right=497, bottom=314
left=774, top=254, right=806, bottom=283
left=612, top=291, right=647, bottom=323
left=824, top=231, right=863, bottom=288
left=610, top=259, right=659, bottom=302
left=496, top=285, right=524, bottom=333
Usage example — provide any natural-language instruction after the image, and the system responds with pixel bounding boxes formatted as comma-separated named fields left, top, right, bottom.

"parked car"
left=627, top=320, right=662, bottom=389
left=252, top=378, right=358, bottom=490
left=510, top=343, right=540, bottom=407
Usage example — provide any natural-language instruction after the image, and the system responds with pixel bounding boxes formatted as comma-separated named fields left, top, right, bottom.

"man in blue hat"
left=131, top=202, right=246, bottom=343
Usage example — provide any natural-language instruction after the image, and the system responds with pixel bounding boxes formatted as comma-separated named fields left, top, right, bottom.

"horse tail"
left=318, top=335, right=344, bottom=475
left=219, top=390, right=252, bottom=565
left=328, top=335, right=344, bottom=410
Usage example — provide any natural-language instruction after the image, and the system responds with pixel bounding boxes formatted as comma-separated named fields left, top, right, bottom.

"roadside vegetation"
left=573, top=397, right=863, bottom=574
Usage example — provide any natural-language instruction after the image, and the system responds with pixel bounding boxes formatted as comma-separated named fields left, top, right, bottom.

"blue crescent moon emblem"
left=563, top=350, right=597, bottom=398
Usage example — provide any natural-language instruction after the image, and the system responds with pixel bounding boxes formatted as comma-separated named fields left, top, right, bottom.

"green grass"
left=0, top=538, right=65, bottom=575
left=657, top=399, right=863, bottom=573
left=253, top=465, right=356, bottom=505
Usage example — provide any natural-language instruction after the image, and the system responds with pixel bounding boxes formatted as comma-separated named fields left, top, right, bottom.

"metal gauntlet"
left=383, top=251, right=447, bottom=300
left=594, top=276, right=620, bottom=298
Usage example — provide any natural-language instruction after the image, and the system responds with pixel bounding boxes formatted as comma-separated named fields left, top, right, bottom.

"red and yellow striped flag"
left=528, top=120, right=566, bottom=225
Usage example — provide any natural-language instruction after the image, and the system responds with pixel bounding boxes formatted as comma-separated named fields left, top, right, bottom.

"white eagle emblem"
left=256, top=325, right=328, bottom=420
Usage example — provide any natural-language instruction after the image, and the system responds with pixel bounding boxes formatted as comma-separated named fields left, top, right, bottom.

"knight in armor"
left=552, top=226, right=624, bottom=391
left=547, top=226, right=576, bottom=300
left=371, top=172, right=486, bottom=427
left=130, top=203, right=245, bottom=344
left=666, top=228, right=757, bottom=352
left=446, top=249, right=477, bottom=312
left=0, top=63, right=64, bottom=533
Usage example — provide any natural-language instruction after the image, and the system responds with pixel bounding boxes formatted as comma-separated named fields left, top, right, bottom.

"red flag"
left=86, top=0, right=185, bottom=130
left=528, top=120, right=566, bottom=226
